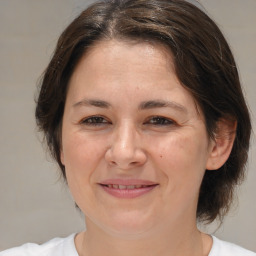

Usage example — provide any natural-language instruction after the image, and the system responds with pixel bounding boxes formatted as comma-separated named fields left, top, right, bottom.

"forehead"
left=69, top=39, right=177, bottom=91
left=67, top=39, right=200, bottom=116
left=83, top=39, right=174, bottom=72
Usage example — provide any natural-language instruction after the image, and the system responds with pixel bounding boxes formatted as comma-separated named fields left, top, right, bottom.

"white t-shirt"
left=0, top=233, right=255, bottom=256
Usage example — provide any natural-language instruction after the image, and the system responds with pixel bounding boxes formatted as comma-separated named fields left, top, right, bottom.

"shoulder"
left=0, top=233, right=78, bottom=256
left=209, top=236, right=256, bottom=256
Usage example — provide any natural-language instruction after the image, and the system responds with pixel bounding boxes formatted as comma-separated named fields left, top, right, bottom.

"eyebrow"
left=139, top=100, right=187, bottom=113
left=73, top=98, right=187, bottom=113
left=73, top=99, right=111, bottom=108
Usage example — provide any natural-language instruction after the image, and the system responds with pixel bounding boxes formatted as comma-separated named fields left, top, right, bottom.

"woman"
left=1, top=0, right=255, bottom=255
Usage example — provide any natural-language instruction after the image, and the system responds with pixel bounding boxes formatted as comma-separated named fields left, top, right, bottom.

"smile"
left=99, top=182, right=158, bottom=199
left=102, top=184, right=153, bottom=189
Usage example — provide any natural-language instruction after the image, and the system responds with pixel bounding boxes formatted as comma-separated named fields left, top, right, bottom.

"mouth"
left=101, top=184, right=156, bottom=189
left=99, top=181, right=158, bottom=199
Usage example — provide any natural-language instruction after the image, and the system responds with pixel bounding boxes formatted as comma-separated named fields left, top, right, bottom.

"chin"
left=90, top=211, right=156, bottom=239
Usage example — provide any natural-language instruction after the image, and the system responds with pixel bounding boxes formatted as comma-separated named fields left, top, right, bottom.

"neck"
left=75, top=218, right=212, bottom=256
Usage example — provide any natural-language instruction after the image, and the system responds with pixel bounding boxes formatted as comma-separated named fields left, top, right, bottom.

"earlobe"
left=206, top=118, right=237, bottom=170
left=60, top=150, right=65, bottom=165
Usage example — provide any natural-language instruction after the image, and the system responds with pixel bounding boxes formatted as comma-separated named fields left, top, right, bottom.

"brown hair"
left=35, top=0, right=251, bottom=222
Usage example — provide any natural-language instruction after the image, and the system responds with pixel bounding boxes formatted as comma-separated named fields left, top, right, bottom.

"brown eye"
left=81, top=116, right=110, bottom=126
left=147, top=116, right=174, bottom=126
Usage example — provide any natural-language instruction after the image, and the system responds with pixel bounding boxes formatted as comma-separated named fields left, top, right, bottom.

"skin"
left=60, top=40, right=234, bottom=256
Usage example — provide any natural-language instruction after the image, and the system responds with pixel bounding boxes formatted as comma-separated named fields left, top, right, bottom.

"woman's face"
left=61, top=40, right=214, bottom=237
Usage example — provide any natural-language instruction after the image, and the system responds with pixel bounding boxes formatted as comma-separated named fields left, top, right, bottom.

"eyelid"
left=144, top=116, right=176, bottom=126
left=79, top=115, right=111, bottom=125
left=78, top=115, right=176, bottom=127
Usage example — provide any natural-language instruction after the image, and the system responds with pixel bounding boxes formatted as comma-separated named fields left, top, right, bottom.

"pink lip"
left=99, top=179, right=159, bottom=199
left=100, top=179, right=157, bottom=186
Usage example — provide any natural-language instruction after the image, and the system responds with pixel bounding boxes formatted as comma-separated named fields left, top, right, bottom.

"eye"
left=145, top=116, right=175, bottom=126
left=80, top=116, right=110, bottom=126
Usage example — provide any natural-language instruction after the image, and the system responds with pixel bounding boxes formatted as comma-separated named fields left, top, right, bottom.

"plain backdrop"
left=0, top=0, right=255, bottom=252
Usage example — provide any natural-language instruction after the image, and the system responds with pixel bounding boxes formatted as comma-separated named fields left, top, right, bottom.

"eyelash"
left=145, top=116, right=175, bottom=126
left=80, top=116, right=111, bottom=126
left=80, top=115, right=175, bottom=127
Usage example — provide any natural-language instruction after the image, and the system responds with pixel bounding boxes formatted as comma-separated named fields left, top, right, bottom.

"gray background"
left=0, top=0, right=255, bottom=252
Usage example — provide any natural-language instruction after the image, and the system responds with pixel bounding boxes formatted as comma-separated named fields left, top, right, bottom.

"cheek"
left=62, top=133, right=105, bottom=179
left=62, top=134, right=106, bottom=209
left=152, top=132, right=208, bottom=182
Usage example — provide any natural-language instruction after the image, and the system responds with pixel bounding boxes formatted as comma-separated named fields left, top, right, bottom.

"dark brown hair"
left=35, top=0, right=251, bottom=222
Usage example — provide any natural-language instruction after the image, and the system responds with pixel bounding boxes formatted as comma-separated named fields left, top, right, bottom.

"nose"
left=105, top=122, right=147, bottom=169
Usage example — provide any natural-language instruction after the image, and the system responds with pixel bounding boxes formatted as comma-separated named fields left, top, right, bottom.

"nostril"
left=110, top=160, right=117, bottom=166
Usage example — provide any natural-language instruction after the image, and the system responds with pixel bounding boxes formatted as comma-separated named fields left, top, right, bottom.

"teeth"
left=105, top=184, right=150, bottom=189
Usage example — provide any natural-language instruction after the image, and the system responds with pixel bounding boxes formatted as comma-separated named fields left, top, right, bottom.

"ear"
left=206, top=118, right=237, bottom=170
left=60, top=149, right=65, bottom=166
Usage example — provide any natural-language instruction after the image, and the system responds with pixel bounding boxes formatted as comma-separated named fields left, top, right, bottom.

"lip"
left=99, top=179, right=159, bottom=199
left=100, top=179, right=157, bottom=186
